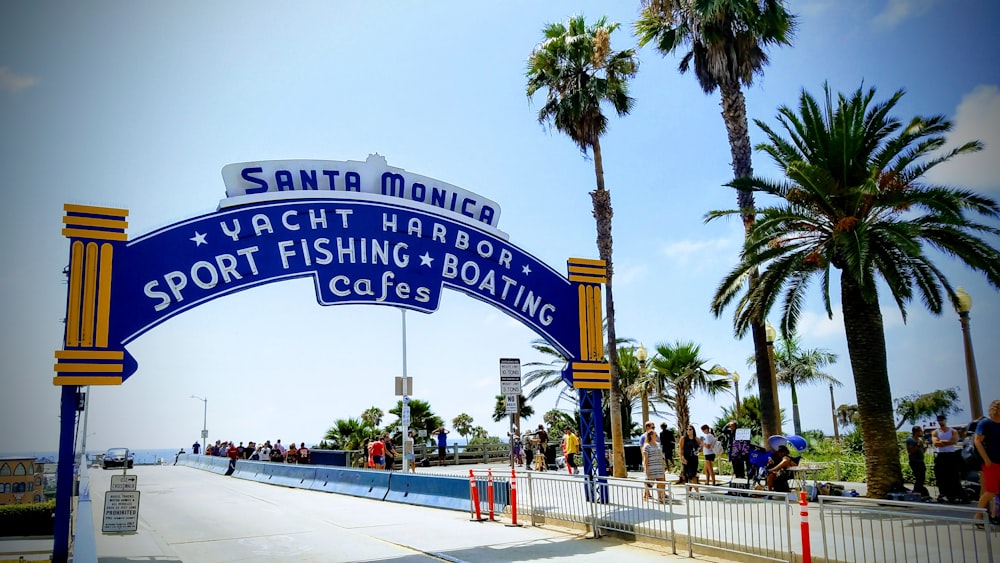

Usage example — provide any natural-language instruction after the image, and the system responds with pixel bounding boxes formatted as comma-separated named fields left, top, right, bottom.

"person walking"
left=660, top=423, right=675, bottom=473
left=225, top=441, right=239, bottom=476
left=905, top=426, right=930, bottom=498
left=700, top=425, right=719, bottom=486
left=678, top=426, right=702, bottom=484
left=932, top=414, right=963, bottom=503
left=562, top=427, right=580, bottom=475
left=642, top=430, right=667, bottom=502
left=973, top=400, right=1000, bottom=527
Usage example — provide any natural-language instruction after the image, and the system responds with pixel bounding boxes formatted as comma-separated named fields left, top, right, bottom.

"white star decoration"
left=419, top=252, right=434, bottom=267
left=522, top=264, right=531, bottom=276
left=190, top=231, right=207, bottom=246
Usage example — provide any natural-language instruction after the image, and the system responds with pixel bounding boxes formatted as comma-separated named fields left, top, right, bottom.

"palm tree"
left=323, top=418, right=371, bottom=450
left=492, top=394, right=535, bottom=423
left=708, top=84, right=1000, bottom=497
left=636, top=0, right=796, bottom=446
left=649, top=341, right=730, bottom=433
left=386, top=399, right=443, bottom=442
left=361, top=406, right=383, bottom=429
left=526, top=14, right=638, bottom=478
left=746, top=333, right=840, bottom=436
left=452, top=413, right=474, bottom=439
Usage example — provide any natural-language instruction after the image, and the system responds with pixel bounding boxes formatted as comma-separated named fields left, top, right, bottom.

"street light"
left=732, top=371, right=741, bottom=421
left=954, top=287, right=983, bottom=420
left=765, top=321, right=781, bottom=435
left=190, top=395, right=207, bottom=453
left=829, top=383, right=839, bottom=441
left=634, top=344, right=649, bottom=425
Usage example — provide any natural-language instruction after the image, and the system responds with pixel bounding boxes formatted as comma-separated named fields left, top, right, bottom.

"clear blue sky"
left=1, top=0, right=998, bottom=453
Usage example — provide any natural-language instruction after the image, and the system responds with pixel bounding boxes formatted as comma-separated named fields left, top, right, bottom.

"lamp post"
left=634, top=344, right=649, bottom=425
left=190, top=395, right=207, bottom=453
left=765, top=321, right=781, bottom=436
left=829, top=383, right=839, bottom=441
left=954, top=287, right=983, bottom=420
left=732, top=371, right=741, bottom=421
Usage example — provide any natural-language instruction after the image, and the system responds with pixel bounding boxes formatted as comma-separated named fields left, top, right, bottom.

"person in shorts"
left=974, top=399, right=1000, bottom=526
left=562, top=427, right=580, bottom=474
left=433, top=427, right=449, bottom=465
left=404, top=430, right=416, bottom=473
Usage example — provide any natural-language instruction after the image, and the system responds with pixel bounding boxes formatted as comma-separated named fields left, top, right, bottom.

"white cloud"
left=873, top=0, right=936, bottom=27
left=0, top=67, right=38, bottom=92
left=925, top=84, right=1000, bottom=192
left=661, top=236, right=739, bottom=268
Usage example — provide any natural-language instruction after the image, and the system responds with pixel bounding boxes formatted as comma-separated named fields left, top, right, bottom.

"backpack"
left=961, top=438, right=983, bottom=471
left=712, top=438, right=724, bottom=457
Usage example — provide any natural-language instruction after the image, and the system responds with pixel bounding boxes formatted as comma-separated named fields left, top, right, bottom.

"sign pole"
left=401, top=309, right=409, bottom=468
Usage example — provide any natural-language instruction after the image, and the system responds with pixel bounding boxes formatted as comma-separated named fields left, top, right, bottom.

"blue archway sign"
left=50, top=159, right=612, bottom=560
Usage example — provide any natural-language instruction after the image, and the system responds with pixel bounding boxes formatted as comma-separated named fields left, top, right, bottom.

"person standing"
left=533, top=424, right=549, bottom=471
left=404, top=430, right=416, bottom=473
left=433, top=427, right=450, bottom=466
left=225, top=441, right=239, bottom=476
left=973, top=400, right=1000, bottom=526
left=642, top=430, right=667, bottom=502
left=191, top=441, right=201, bottom=455
left=369, top=436, right=385, bottom=470
left=932, top=414, right=963, bottom=503
left=562, top=427, right=580, bottom=475
left=660, top=423, right=675, bottom=473
left=383, top=435, right=397, bottom=471
left=906, top=426, right=929, bottom=498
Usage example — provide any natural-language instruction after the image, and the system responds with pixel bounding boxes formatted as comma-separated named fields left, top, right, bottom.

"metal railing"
left=817, top=495, right=995, bottom=563
left=685, top=484, right=792, bottom=562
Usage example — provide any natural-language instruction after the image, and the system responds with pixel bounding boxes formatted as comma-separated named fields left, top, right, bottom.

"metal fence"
left=491, top=470, right=997, bottom=563
left=817, top=495, right=995, bottom=563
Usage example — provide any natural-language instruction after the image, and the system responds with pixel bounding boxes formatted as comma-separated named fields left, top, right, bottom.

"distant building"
left=0, top=457, right=45, bottom=505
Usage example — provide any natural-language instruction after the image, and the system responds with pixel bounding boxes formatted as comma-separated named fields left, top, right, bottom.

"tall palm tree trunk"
left=840, top=274, right=903, bottom=498
left=590, top=138, right=626, bottom=477
left=790, top=380, right=801, bottom=436
left=720, top=81, right=782, bottom=444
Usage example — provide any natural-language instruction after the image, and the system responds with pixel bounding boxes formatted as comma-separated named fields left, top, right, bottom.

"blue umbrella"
left=785, top=435, right=808, bottom=452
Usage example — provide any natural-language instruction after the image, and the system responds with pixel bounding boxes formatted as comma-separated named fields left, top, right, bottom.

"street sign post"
left=109, top=474, right=137, bottom=492
left=102, top=491, right=140, bottom=533
left=499, top=358, right=521, bottom=395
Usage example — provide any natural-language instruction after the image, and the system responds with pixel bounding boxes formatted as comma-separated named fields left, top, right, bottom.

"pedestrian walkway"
left=73, top=465, right=733, bottom=562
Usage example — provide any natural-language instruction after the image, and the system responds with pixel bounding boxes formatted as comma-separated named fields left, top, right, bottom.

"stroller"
left=747, top=445, right=771, bottom=490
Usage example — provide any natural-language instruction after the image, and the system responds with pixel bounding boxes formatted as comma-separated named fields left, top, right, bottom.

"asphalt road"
left=85, top=464, right=711, bottom=562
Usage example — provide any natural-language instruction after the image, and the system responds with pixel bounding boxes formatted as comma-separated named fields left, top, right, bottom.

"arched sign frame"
left=50, top=166, right=614, bottom=558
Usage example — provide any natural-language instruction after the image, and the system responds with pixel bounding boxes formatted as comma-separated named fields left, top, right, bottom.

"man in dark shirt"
left=905, top=426, right=929, bottom=497
left=660, top=423, right=675, bottom=472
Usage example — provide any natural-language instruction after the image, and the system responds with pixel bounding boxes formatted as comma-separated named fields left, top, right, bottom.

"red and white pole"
left=487, top=468, right=495, bottom=521
left=469, top=469, right=482, bottom=521
left=799, top=490, right=812, bottom=563
left=509, top=468, right=519, bottom=526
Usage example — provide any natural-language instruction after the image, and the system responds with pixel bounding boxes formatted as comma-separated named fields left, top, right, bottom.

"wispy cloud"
left=925, top=84, right=1000, bottom=192
left=873, top=0, right=936, bottom=28
left=0, top=67, right=38, bottom=92
left=661, top=236, right=739, bottom=269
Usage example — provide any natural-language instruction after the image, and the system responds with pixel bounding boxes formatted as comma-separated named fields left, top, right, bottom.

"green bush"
left=0, top=501, right=55, bottom=536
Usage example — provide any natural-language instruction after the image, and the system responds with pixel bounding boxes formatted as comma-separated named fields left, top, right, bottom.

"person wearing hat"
left=931, top=414, right=963, bottom=503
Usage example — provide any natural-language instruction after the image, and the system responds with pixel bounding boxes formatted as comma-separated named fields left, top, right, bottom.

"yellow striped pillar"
left=53, top=204, right=129, bottom=385
left=566, top=257, right=610, bottom=390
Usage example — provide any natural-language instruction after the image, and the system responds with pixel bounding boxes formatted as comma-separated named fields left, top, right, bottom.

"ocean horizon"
left=1, top=448, right=182, bottom=465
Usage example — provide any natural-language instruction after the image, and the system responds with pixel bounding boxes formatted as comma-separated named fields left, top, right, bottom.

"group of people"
left=195, top=439, right=311, bottom=471
left=640, top=420, right=798, bottom=495
left=362, top=430, right=420, bottom=472
left=905, top=401, right=1000, bottom=526
left=513, top=425, right=581, bottom=474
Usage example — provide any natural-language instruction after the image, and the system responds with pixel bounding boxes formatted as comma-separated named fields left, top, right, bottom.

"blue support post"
left=579, top=388, right=608, bottom=503
left=53, top=385, right=78, bottom=562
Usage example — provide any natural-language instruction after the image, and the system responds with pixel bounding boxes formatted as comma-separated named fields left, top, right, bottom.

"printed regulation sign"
left=103, top=490, right=140, bottom=533
left=499, top=358, right=521, bottom=395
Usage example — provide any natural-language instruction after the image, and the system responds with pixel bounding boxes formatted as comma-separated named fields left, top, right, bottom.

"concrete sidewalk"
left=80, top=465, right=731, bottom=562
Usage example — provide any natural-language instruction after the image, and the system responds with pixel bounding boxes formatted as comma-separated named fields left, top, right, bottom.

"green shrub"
left=0, top=501, right=55, bottom=536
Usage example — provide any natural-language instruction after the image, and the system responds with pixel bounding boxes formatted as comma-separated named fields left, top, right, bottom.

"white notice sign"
left=110, top=474, right=137, bottom=491
left=103, top=491, right=140, bottom=533
left=735, top=428, right=752, bottom=441
left=505, top=394, right=518, bottom=414
left=499, top=358, right=521, bottom=395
